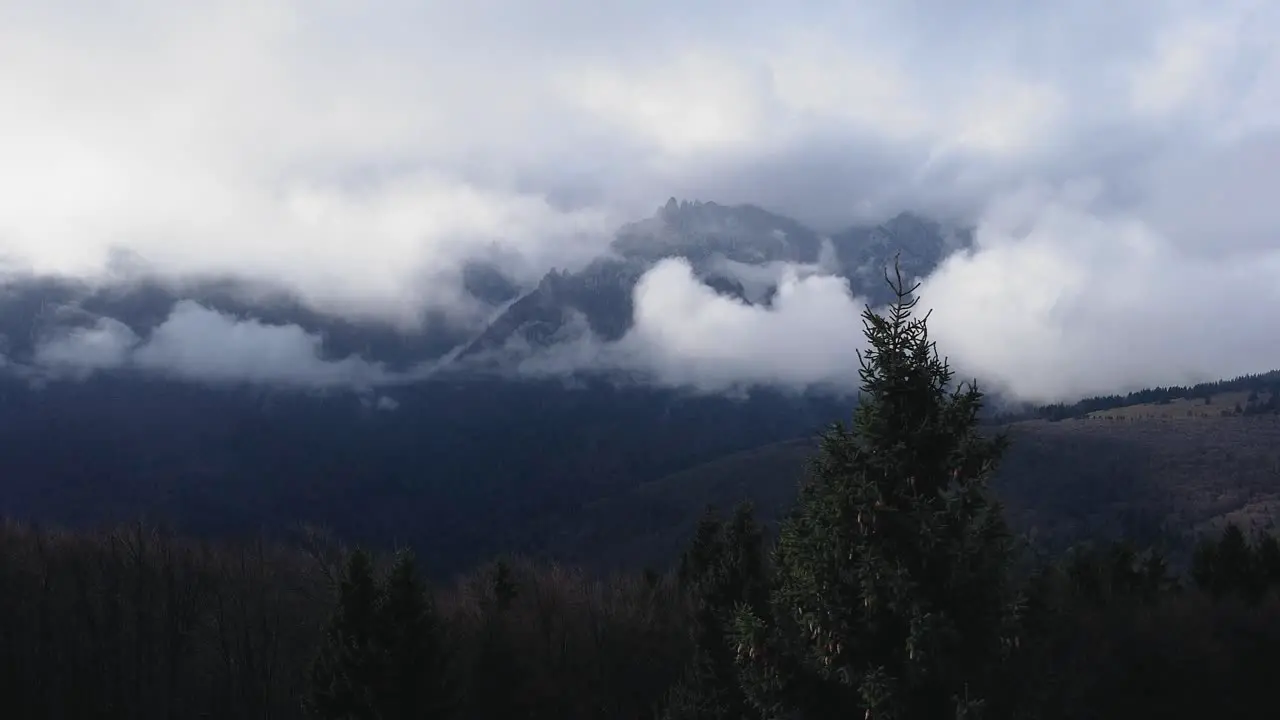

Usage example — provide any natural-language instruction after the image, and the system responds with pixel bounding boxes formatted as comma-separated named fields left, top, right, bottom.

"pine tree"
left=1194, top=523, right=1257, bottom=600
left=306, top=549, right=454, bottom=720
left=376, top=549, right=453, bottom=719
left=306, top=548, right=384, bottom=720
left=733, top=262, right=1020, bottom=719
left=1138, top=547, right=1173, bottom=603
left=662, top=504, right=767, bottom=720
left=465, top=559, right=522, bottom=719
left=678, top=510, right=727, bottom=590
left=1191, top=533, right=1218, bottom=596
left=725, top=505, right=770, bottom=611
left=1256, top=531, right=1280, bottom=593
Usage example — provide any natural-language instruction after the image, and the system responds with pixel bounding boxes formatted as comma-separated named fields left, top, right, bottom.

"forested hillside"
left=9, top=201, right=1276, bottom=578
left=9, top=0, right=1280, bottom=714
left=564, top=375, right=1280, bottom=571
left=0, top=201, right=958, bottom=576
left=3, top=276, right=1279, bottom=719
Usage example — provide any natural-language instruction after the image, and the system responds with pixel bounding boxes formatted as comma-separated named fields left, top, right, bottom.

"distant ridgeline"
left=991, top=370, right=1280, bottom=423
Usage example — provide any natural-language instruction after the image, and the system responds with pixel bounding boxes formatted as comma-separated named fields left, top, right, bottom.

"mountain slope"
left=457, top=201, right=968, bottom=361
left=559, top=386, right=1280, bottom=571
left=0, top=200, right=1061, bottom=578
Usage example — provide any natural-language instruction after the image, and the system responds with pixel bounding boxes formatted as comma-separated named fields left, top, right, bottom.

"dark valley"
left=0, top=200, right=1278, bottom=719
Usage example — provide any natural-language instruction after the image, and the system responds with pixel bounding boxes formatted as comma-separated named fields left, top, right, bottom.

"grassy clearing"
left=1084, top=391, right=1269, bottom=420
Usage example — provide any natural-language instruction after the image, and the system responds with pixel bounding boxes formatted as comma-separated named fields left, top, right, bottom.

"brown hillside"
left=559, top=413, right=1280, bottom=570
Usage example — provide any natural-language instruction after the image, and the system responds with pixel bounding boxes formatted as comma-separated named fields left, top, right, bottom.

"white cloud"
left=134, top=301, right=388, bottom=387
left=919, top=186, right=1280, bottom=403
left=0, top=0, right=616, bottom=325
left=563, top=52, right=777, bottom=158
left=35, top=318, right=139, bottom=375
left=601, top=258, right=867, bottom=392
left=566, top=175, right=1280, bottom=400
left=4, top=0, right=1280, bottom=399
left=33, top=301, right=393, bottom=388
left=1128, top=17, right=1238, bottom=118
left=705, top=243, right=840, bottom=304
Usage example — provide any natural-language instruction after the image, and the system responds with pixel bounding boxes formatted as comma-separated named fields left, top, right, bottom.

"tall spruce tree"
left=465, top=559, right=522, bottom=719
left=1257, top=531, right=1280, bottom=591
left=306, top=548, right=384, bottom=720
left=306, top=548, right=453, bottom=720
left=733, top=262, right=1020, bottom=719
left=1192, top=524, right=1256, bottom=601
left=663, top=504, right=768, bottom=720
left=376, top=550, right=453, bottom=719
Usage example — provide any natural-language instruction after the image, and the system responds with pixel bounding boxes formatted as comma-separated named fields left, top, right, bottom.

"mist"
left=4, top=0, right=1279, bottom=401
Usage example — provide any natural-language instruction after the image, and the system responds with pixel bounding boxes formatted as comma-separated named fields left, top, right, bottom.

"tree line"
left=2, top=267, right=1280, bottom=718
left=993, top=370, right=1280, bottom=423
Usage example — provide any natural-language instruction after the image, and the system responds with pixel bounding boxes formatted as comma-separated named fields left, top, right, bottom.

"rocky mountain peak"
left=456, top=201, right=971, bottom=364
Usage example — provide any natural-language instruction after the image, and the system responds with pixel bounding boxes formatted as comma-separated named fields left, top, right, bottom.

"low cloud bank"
left=34, top=301, right=393, bottom=389
left=496, top=178, right=1280, bottom=404
left=920, top=186, right=1280, bottom=403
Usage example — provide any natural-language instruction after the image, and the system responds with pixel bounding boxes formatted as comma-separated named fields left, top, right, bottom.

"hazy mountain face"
left=0, top=201, right=966, bottom=385
left=0, top=200, right=967, bottom=574
left=456, top=200, right=968, bottom=364
left=0, top=275, right=472, bottom=373
left=7, top=0, right=1280, bottom=430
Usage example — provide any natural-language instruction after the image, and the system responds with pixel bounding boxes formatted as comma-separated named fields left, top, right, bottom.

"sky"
left=3, top=0, right=1280, bottom=402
